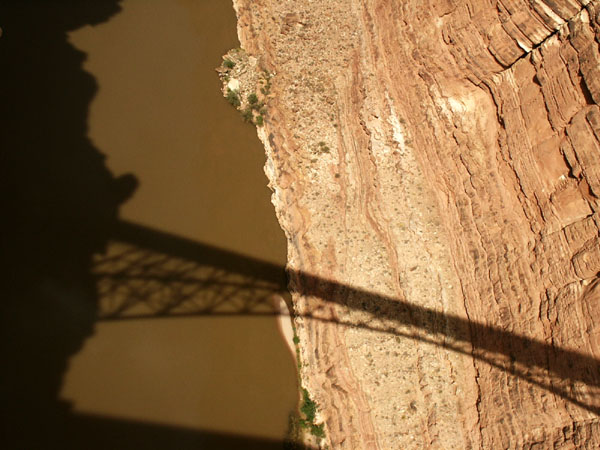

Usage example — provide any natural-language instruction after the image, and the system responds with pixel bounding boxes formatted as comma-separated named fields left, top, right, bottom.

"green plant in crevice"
left=298, top=389, right=326, bottom=439
left=300, top=388, right=317, bottom=423
left=248, top=92, right=258, bottom=105
left=223, top=58, right=235, bottom=69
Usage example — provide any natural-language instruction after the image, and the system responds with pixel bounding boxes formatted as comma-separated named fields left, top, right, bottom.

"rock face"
left=229, top=0, right=600, bottom=448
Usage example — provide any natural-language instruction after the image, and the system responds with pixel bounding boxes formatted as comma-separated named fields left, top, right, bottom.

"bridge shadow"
left=1, top=0, right=598, bottom=449
left=99, top=220, right=600, bottom=417
left=94, top=220, right=288, bottom=319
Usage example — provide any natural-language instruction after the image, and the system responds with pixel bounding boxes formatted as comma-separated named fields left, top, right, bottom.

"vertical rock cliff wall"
left=230, top=0, right=600, bottom=448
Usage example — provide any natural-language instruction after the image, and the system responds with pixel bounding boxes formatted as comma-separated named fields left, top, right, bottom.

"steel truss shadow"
left=95, top=220, right=288, bottom=319
left=97, top=220, right=600, bottom=416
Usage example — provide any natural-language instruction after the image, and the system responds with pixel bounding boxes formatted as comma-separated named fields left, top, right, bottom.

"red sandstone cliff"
left=226, top=0, right=600, bottom=448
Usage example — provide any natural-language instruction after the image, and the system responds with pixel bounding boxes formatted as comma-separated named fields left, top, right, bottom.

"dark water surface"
left=57, top=0, right=296, bottom=443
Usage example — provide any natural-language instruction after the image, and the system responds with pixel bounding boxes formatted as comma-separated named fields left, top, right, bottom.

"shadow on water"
left=1, top=0, right=599, bottom=448
left=100, top=220, right=600, bottom=417
left=0, top=1, right=303, bottom=449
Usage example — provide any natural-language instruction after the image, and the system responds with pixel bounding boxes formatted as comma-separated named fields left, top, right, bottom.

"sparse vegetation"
left=242, top=107, right=254, bottom=123
left=310, top=422, right=326, bottom=439
left=260, top=70, right=273, bottom=96
left=226, top=88, right=240, bottom=107
left=220, top=56, right=270, bottom=127
left=317, top=141, right=330, bottom=153
left=240, top=106, right=265, bottom=127
left=297, top=389, right=326, bottom=438
left=284, top=325, right=326, bottom=447
left=300, top=388, right=317, bottom=422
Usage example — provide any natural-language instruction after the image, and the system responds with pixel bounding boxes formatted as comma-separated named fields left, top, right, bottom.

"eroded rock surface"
left=228, top=0, right=600, bottom=448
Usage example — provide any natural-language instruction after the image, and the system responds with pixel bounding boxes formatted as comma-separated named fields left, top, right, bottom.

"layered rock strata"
left=228, top=0, right=600, bottom=448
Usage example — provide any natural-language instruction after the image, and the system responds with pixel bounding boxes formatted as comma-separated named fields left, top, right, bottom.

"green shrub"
left=255, top=115, right=264, bottom=126
left=310, top=423, right=325, bottom=438
left=226, top=89, right=240, bottom=107
left=242, top=107, right=253, bottom=122
left=223, top=59, right=235, bottom=69
left=260, top=76, right=272, bottom=96
left=248, top=93, right=258, bottom=105
left=300, top=389, right=317, bottom=422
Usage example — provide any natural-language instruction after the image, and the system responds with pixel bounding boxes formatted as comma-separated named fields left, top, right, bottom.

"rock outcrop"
left=227, top=0, right=600, bottom=447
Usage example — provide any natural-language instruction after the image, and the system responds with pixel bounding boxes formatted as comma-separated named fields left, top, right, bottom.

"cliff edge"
left=226, top=0, right=600, bottom=448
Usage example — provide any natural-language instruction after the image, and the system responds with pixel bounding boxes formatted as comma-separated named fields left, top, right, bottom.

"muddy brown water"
left=60, top=0, right=297, bottom=441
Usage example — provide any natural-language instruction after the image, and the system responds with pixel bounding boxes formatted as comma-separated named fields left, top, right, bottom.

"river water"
left=61, top=0, right=297, bottom=441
